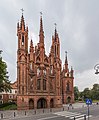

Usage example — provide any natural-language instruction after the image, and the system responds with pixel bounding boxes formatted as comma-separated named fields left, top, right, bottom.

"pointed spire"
left=20, top=9, right=25, bottom=31
left=40, top=12, right=43, bottom=33
left=54, top=23, right=57, bottom=42
left=70, top=66, right=74, bottom=77
left=26, top=25, right=28, bottom=32
left=65, top=51, right=68, bottom=64
left=39, top=12, right=44, bottom=44
left=30, top=39, right=34, bottom=52
left=71, top=66, right=73, bottom=71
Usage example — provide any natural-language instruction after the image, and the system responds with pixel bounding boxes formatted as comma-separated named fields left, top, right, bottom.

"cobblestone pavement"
left=1, top=103, right=98, bottom=120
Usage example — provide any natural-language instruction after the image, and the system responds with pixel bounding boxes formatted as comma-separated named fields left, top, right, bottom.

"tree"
left=82, top=88, right=91, bottom=100
left=0, top=51, right=11, bottom=92
left=74, top=86, right=79, bottom=101
left=91, top=84, right=99, bottom=100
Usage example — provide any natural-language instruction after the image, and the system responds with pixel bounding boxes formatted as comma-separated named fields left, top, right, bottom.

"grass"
left=92, top=100, right=99, bottom=103
left=0, top=103, right=17, bottom=110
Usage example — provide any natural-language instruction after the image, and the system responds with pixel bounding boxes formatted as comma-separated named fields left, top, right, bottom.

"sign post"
left=86, top=99, right=92, bottom=120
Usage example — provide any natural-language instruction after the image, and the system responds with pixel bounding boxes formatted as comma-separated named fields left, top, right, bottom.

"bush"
left=0, top=102, right=16, bottom=108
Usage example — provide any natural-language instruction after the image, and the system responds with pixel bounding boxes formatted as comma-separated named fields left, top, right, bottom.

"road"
left=1, top=104, right=99, bottom=120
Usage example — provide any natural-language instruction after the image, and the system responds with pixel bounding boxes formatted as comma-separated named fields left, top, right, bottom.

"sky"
left=0, top=0, right=99, bottom=91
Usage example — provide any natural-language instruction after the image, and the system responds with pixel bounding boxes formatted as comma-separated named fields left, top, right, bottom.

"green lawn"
left=0, top=103, right=17, bottom=110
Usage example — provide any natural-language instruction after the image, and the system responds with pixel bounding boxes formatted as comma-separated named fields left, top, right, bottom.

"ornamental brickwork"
left=17, top=13, right=74, bottom=110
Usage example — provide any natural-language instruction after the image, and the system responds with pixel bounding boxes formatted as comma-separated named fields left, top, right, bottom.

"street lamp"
left=94, top=64, right=99, bottom=74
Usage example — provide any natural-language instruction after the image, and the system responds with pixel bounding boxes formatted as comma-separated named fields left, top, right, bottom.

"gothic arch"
left=37, top=98, right=47, bottom=109
left=36, top=56, right=40, bottom=62
left=44, top=57, right=48, bottom=63
left=29, top=99, right=34, bottom=109
left=50, top=98, right=54, bottom=108
left=66, top=82, right=70, bottom=91
left=19, top=54, right=27, bottom=61
left=67, top=96, right=71, bottom=103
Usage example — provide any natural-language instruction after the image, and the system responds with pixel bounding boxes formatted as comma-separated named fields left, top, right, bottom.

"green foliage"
left=91, top=84, right=99, bottom=100
left=74, top=83, right=99, bottom=101
left=0, top=52, right=11, bottom=92
left=0, top=102, right=17, bottom=110
left=74, top=86, right=79, bottom=101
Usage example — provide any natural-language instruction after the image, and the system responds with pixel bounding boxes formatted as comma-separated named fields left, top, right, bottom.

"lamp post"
left=94, top=64, right=99, bottom=74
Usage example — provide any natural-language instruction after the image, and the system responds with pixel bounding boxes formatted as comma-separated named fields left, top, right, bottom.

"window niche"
left=43, top=69, right=46, bottom=76
left=30, top=62, right=32, bottom=70
left=66, top=82, right=70, bottom=91
left=37, top=79, right=41, bottom=90
left=37, top=68, right=40, bottom=76
left=22, top=35, right=24, bottom=45
left=43, top=79, right=46, bottom=90
left=50, top=66, right=53, bottom=74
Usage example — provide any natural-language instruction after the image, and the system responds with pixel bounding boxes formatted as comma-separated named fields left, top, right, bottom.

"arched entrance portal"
left=67, top=96, right=71, bottom=103
left=37, top=98, right=47, bottom=109
left=29, top=99, right=34, bottom=109
left=50, top=99, right=54, bottom=108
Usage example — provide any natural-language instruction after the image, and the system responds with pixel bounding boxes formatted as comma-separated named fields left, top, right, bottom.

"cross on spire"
left=54, top=23, right=57, bottom=28
left=65, top=51, right=67, bottom=56
left=20, top=8, right=24, bottom=14
left=40, top=12, right=43, bottom=16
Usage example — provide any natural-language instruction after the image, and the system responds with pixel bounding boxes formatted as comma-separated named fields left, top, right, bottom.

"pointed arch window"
left=67, top=82, right=70, bottom=91
left=50, top=81, right=53, bottom=90
left=30, top=84, right=33, bottom=90
left=65, top=72, right=67, bottom=77
left=50, top=66, right=53, bottom=74
left=43, top=79, right=46, bottom=90
left=37, top=79, right=41, bottom=90
left=22, top=35, right=24, bottom=45
left=30, top=62, right=32, bottom=70
left=37, top=68, right=40, bottom=76
left=43, top=69, right=46, bottom=76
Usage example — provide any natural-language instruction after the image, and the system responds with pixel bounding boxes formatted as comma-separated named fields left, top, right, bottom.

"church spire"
left=20, top=9, right=25, bottom=31
left=39, top=12, right=44, bottom=44
left=54, top=23, right=57, bottom=42
left=30, top=39, right=34, bottom=52
left=65, top=51, right=68, bottom=64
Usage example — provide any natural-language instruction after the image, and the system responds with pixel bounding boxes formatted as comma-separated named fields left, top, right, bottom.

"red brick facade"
left=17, top=14, right=74, bottom=110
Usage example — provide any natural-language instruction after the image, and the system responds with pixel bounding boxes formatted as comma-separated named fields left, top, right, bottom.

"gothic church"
left=17, top=13, right=74, bottom=110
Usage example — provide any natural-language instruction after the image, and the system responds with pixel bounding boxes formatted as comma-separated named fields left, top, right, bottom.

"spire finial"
left=40, top=12, right=43, bottom=16
left=54, top=23, right=57, bottom=28
left=65, top=51, right=68, bottom=64
left=20, top=8, right=24, bottom=15
left=40, top=12, right=43, bottom=31
left=54, top=23, right=57, bottom=41
left=39, top=11, right=44, bottom=33
left=20, top=8, right=25, bottom=31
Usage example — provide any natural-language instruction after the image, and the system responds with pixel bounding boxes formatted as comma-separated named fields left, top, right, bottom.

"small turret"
left=65, top=51, right=68, bottom=72
left=70, top=66, right=74, bottom=77
left=30, top=39, right=34, bottom=52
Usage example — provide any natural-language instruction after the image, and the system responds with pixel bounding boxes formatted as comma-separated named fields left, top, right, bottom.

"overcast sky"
left=0, top=0, right=99, bottom=91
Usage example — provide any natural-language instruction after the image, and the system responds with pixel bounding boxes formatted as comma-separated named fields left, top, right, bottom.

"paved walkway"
left=0, top=103, right=88, bottom=119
